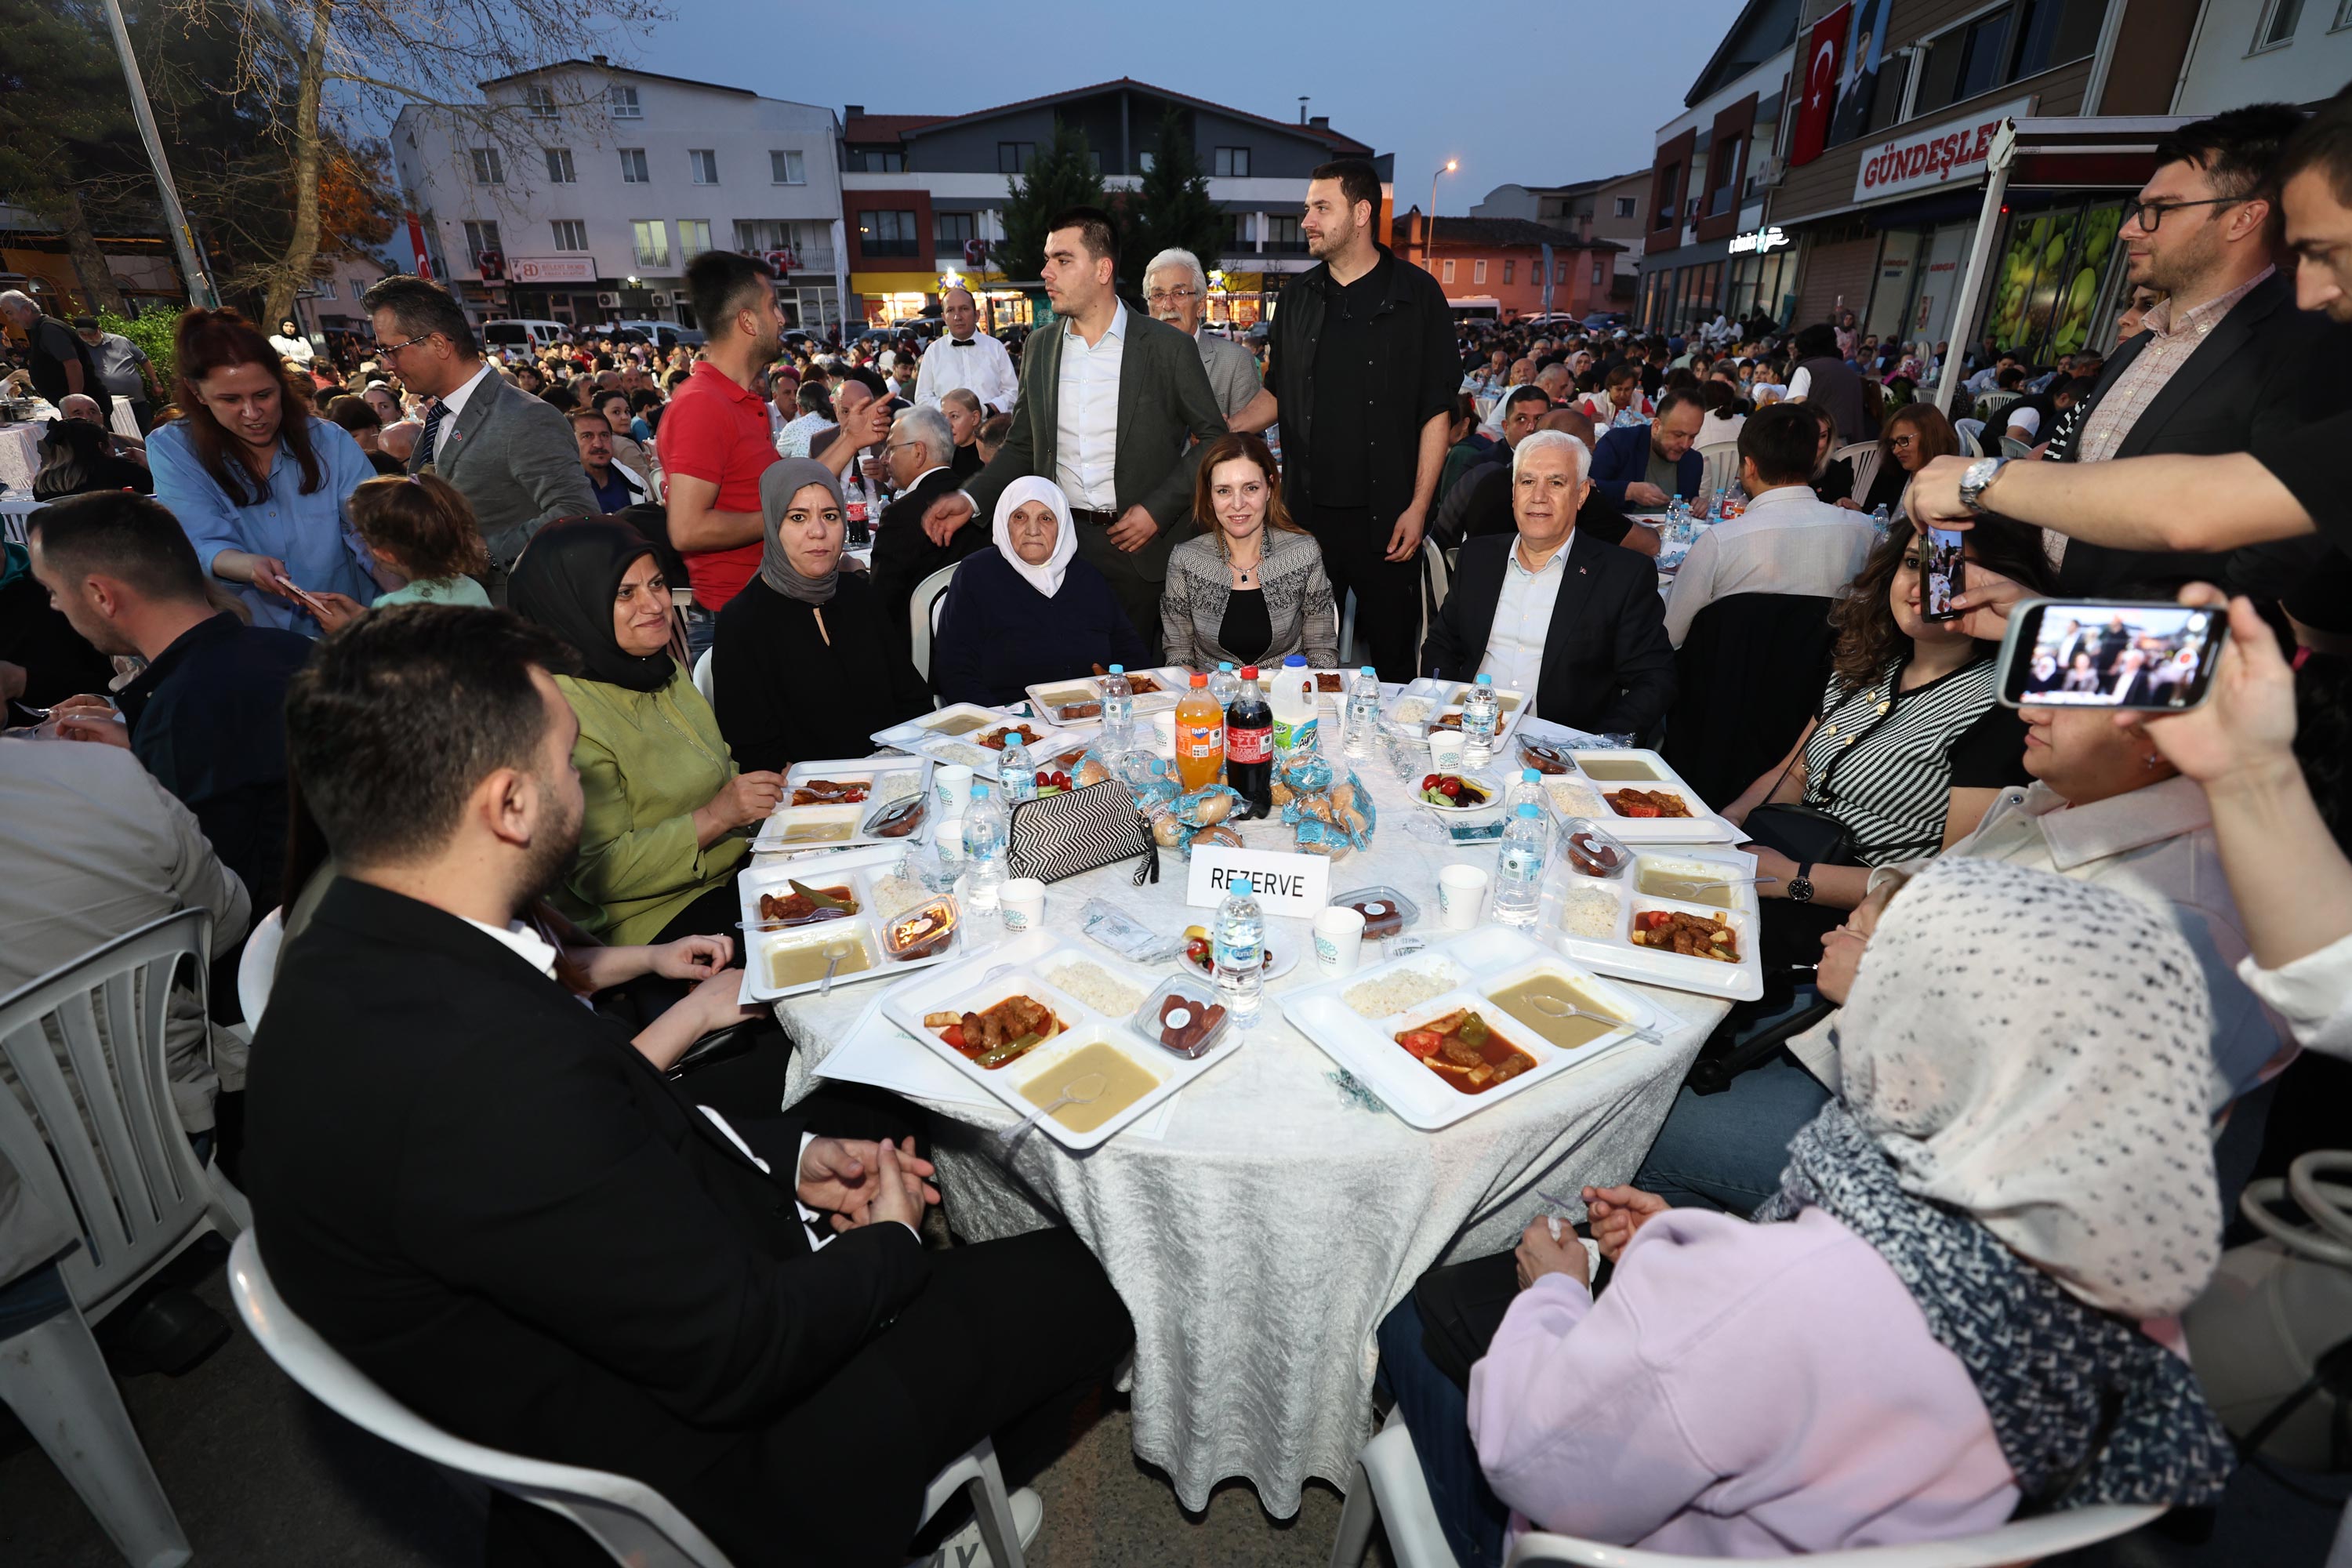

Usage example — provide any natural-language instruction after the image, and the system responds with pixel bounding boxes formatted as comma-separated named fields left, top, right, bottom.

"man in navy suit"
left=1587, top=390, right=1705, bottom=511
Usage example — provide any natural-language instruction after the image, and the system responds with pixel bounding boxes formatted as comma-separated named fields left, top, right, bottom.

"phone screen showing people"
left=1921, top=526, right=1965, bottom=622
left=2001, top=600, right=2227, bottom=710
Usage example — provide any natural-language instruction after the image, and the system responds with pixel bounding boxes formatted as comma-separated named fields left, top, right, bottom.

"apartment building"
left=1467, top=169, right=1652, bottom=304
left=1391, top=212, right=1628, bottom=321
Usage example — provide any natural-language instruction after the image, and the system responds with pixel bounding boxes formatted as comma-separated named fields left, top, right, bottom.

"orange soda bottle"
left=1174, top=673, right=1225, bottom=792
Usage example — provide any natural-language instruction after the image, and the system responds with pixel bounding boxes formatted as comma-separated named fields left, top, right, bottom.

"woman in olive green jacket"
left=510, top=520, right=784, bottom=946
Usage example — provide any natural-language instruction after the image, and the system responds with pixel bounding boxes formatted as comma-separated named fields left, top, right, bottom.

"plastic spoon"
left=999, top=1071, right=1106, bottom=1149
left=817, top=942, right=850, bottom=997
left=1680, top=876, right=1779, bottom=897
left=1524, top=993, right=1663, bottom=1046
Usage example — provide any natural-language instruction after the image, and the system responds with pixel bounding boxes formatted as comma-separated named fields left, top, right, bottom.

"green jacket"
left=551, top=668, right=745, bottom=946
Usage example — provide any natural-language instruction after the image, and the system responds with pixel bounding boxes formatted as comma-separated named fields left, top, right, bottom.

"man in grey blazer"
left=1145, top=246, right=1261, bottom=420
left=365, top=276, right=597, bottom=601
left=920, top=208, right=1229, bottom=653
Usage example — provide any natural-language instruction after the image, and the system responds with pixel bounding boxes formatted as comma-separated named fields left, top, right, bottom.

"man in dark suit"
left=245, top=607, right=1132, bottom=1568
left=920, top=206, right=1229, bottom=652
left=363, top=276, right=597, bottom=601
left=1429, top=407, right=1657, bottom=558
left=1423, top=429, right=1675, bottom=737
left=870, top=403, right=980, bottom=659
left=1586, top=391, right=1704, bottom=511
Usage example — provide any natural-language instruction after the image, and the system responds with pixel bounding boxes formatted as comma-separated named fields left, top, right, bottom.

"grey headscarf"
left=757, top=458, right=845, bottom=605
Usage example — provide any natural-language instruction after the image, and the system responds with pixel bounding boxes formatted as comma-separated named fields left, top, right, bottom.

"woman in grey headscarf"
left=710, top=456, right=931, bottom=773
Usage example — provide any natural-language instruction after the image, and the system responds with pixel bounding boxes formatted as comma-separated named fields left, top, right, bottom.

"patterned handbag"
left=1005, top=779, right=1159, bottom=886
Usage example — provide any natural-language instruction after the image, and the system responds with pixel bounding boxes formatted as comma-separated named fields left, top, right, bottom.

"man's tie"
left=949, top=339, right=975, bottom=347
left=416, top=397, right=447, bottom=468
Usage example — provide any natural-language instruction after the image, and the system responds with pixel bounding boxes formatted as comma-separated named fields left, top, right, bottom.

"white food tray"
left=1542, top=843, right=1763, bottom=1002
left=1385, top=677, right=1529, bottom=752
left=1023, top=665, right=1190, bottom=722
left=1279, top=925, right=1664, bottom=1131
left=879, top=931, right=1244, bottom=1150
left=871, top=704, right=1084, bottom=782
left=735, top=851, right=962, bottom=1003
left=753, top=757, right=933, bottom=854
left=1538, top=747, right=1742, bottom=844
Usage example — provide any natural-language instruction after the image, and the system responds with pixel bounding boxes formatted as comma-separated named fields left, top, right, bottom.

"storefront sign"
left=1855, top=97, right=2033, bottom=205
left=1186, top=847, right=1329, bottom=920
left=507, top=256, right=597, bottom=285
left=1729, top=226, right=1791, bottom=255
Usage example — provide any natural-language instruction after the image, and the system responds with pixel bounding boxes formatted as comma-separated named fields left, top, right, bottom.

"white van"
left=481, top=318, right=570, bottom=357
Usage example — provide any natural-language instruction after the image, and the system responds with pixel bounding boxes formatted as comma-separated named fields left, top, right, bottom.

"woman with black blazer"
left=1160, top=434, right=1338, bottom=670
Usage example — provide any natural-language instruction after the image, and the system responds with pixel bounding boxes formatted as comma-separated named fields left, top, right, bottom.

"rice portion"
left=1391, top=697, right=1434, bottom=724
left=1547, top=781, right=1606, bottom=818
left=1560, top=886, right=1622, bottom=938
left=870, top=772, right=921, bottom=804
left=1044, top=960, right=1145, bottom=1018
left=1344, top=967, right=1456, bottom=1019
left=933, top=742, right=992, bottom=768
left=869, top=872, right=931, bottom=919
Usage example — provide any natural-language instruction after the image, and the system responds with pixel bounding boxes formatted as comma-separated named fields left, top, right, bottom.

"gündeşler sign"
left=1853, top=96, right=2034, bottom=205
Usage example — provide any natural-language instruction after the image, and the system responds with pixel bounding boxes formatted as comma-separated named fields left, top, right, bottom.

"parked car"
left=481, top=318, right=570, bottom=357
left=608, top=319, right=707, bottom=350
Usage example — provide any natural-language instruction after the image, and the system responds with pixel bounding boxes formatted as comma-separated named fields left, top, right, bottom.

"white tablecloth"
left=0, top=423, right=43, bottom=494
left=768, top=736, right=1730, bottom=1515
left=0, top=492, right=45, bottom=545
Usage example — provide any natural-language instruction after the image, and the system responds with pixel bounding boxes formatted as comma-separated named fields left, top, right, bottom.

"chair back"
left=1953, top=420, right=1984, bottom=457
left=1696, top=439, right=1740, bottom=501
left=1829, top=441, right=1881, bottom=507
left=0, top=910, right=230, bottom=1323
left=909, top=562, right=959, bottom=685
left=1421, top=536, right=1450, bottom=624
left=691, top=647, right=715, bottom=705
left=228, top=1232, right=734, bottom=1568
left=1661, top=593, right=1838, bottom=811
left=1973, top=390, right=2022, bottom=425
left=1504, top=1504, right=2164, bottom=1565
left=2000, top=436, right=2035, bottom=459
left=237, top=906, right=285, bottom=1029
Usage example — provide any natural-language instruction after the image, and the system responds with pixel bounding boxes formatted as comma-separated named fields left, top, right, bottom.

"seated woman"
left=32, top=417, right=152, bottom=499
left=714, top=458, right=930, bottom=774
left=930, top=477, right=1149, bottom=707
left=1160, top=434, right=1338, bottom=673
left=510, top=519, right=785, bottom=946
left=345, top=474, right=492, bottom=608
left=1377, top=858, right=2237, bottom=1567
left=1720, top=515, right=2052, bottom=970
left=1821, top=401, right=1955, bottom=517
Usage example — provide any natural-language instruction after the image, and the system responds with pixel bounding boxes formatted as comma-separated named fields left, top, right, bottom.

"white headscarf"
left=1837, top=856, right=2221, bottom=1319
left=991, top=475, right=1079, bottom=600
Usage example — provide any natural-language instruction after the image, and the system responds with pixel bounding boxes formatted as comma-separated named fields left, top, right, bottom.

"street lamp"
left=1428, top=159, right=1458, bottom=269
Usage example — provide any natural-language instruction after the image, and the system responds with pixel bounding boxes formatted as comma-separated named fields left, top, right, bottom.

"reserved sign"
left=1185, top=847, right=1330, bottom=919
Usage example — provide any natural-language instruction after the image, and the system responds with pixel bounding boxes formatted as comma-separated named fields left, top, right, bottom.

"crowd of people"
left=4, top=92, right=2352, bottom=1568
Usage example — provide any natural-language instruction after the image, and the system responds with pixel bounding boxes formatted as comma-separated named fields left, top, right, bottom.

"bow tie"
left=949, top=339, right=975, bottom=347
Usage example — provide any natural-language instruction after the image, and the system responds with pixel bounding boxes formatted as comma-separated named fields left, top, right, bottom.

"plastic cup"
left=1000, top=877, right=1045, bottom=935
left=1428, top=731, right=1467, bottom=771
left=1149, top=710, right=1178, bottom=757
left=1312, top=905, right=1367, bottom=977
left=933, top=764, right=974, bottom=820
left=1438, top=864, right=1489, bottom=930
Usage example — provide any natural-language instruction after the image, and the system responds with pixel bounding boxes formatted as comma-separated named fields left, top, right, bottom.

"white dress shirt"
left=1477, top=537, right=1570, bottom=717
left=458, top=915, right=564, bottom=979
left=913, top=331, right=1019, bottom=412
left=1662, top=485, right=1875, bottom=645
left=1055, top=303, right=1127, bottom=512
left=429, top=361, right=499, bottom=464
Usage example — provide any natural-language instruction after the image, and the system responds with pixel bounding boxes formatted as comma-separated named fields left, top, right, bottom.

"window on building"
left=735, top=220, right=790, bottom=252
left=1138, top=151, right=1155, bottom=173
left=2257, top=0, right=2307, bottom=46
left=1710, top=136, right=1744, bottom=215
left=689, top=149, right=718, bottom=185
left=619, top=147, right=649, bottom=183
left=1913, top=0, right=2103, bottom=114
left=1653, top=163, right=1680, bottom=231
left=607, top=85, right=641, bottom=118
left=1592, top=260, right=1605, bottom=286
left=470, top=147, right=503, bottom=185
left=524, top=85, right=557, bottom=119
left=2336, top=0, right=2352, bottom=30
left=1502, top=260, right=1515, bottom=285
left=858, top=209, right=920, bottom=257
left=1213, top=146, right=1251, bottom=177
left=1614, top=195, right=1636, bottom=219
left=1555, top=261, right=1567, bottom=283
left=1264, top=214, right=1302, bottom=252
left=935, top=211, right=976, bottom=248
left=544, top=147, right=575, bottom=184
left=551, top=220, right=588, bottom=252
left=677, top=220, right=712, bottom=260
left=771, top=149, right=805, bottom=184
left=997, top=141, right=1036, bottom=173
left=1473, top=260, right=1488, bottom=285
left=1222, top=211, right=1251, bottom=249
left=632, top=220, right=669, bottom=268
left=462, top=220, right=502, bottom=267
left=1443, top=259, right=1456, bottom=283
left=854, top=148, right=905, bottom=172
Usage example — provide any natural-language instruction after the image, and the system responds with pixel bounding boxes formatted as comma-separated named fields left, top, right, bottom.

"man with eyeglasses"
left=910, top=285, right=1017, bottom=415
left=1142, top=246, right=1261, bottom=420
left=869, top=403, right=981, bottom=661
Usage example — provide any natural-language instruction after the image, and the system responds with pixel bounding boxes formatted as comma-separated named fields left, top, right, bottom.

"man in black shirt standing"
left=1236, top=159, right=1457, bottom=681
left=1, top=289, right=113, bottom=426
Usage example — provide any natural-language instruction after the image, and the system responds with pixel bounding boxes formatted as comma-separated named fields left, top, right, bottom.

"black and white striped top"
left=1802, top=656, right=2027, bottom=866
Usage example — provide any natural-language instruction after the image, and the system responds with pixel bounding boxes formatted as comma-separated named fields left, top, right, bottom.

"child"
left=347, top=473, right=492, bottom=608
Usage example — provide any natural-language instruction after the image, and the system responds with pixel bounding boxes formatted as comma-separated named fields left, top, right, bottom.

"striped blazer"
left=1158, top=527, right=1339, bottom=672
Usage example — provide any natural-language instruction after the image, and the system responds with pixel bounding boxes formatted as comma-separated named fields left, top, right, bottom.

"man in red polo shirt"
left=660, top=252, right=885, bottom=639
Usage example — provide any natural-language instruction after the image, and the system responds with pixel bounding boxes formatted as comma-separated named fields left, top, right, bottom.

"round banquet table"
left=0, top=421, right=45, bottom=495
left=768, top=731, right=1732, bottom=1516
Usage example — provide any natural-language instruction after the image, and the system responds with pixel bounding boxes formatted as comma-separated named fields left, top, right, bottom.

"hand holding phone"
left=1996, top=597, right=2229, bottom=712
left=1920, top=526, right=1967, bottom=622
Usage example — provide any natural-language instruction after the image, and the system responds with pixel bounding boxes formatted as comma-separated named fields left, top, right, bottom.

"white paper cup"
left=1149, top=710, right=1178, bottom=758
left=933, top=764, right=975, bottom=819
left=1312, top=905, right=1367, bottom=977
left=1438, top=863, right=1489, bottom=930
left=1427, top=731, right=1467, bottom=771
left=1000, top=877, right=1045, bottom=935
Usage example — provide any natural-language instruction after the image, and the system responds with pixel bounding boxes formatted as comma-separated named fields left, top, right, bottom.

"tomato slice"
left=1620, top=803, right=1661, bottom=818
left=1400, top=1030, right=1442, bottom=1058
left=942, top=1025, right=966, bottom=1049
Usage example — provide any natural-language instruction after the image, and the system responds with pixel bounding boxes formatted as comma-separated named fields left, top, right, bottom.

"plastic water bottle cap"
left=1359, top=666, right=1376, bottom=677
left=1523, top=769, right=1541, bottom=783
left=970, top=783, right=988, bottom=800
left=1475, top=673, right=1494, bottom=685
left=1218, top=662, right=1232, bottom=672
left=1108, top=664, right=1124, bottom=675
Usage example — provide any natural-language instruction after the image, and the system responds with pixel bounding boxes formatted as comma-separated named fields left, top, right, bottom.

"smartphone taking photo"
left=1996, top=598, right=2228, bottom=711
left=1920, top=525, right=1966, bottom=622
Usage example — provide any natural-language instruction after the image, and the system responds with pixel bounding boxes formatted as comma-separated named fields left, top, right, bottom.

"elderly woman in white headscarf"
left=1374, top=856, right=2236, bottom=1568
left=929, top=475, right=1149, bottom=706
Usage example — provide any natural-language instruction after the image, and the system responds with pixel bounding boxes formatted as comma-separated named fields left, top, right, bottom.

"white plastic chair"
left=1330, top=1414, right=2165, bottom=1568
left=1830, top=440, right=1882, bottom=507
left=1695, top=439, right=1740, bottom=501
left=235, top=906, right=285, bottom=1030
left=691, top=647, right=715, bottom=705
left=909, top=562, right=959, bottom=688
left=2000, top=435, right=2037, bottom=460
left=230, top=1231, right=1031, bottom=1568
left=0, top=909, right=249, bottom=1568
left=1954, top=419, right=1985, bottom=457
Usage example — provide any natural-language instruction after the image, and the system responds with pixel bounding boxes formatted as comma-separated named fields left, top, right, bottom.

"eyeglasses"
left=372, top=332, right=432, bottom=359
left=2121, top=195, right=2242, bottom=233
left=1145, top=287, right=1199, bottom=306
left=1889, top=434, right=1917, bottom=448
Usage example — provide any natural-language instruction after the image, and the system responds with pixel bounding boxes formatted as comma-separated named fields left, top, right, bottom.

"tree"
left=1117, top=109, right=1225, bottom=298
left=0, top=0, right=139, bottom=314
left=996, top=118, right=1105, bottom=286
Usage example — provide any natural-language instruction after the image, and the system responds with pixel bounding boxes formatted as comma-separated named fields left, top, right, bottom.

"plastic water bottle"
left=1208, top=660, right=1241, bottom=712
left=962, top=784, right=1007, bottom=910
left=1212, top=885, right=1265, bottom=1029
left=1101, top=664, right=1134, bottom=754
left=1506, top=767, right=1548, bottom=821
left=1345, top=666, right=1381, bottom=760
left=999, top=734, right=1035, bottom=803
left=1461, top=673, right=1501, bottom=768
left=1871, top=503, right=1893, bottom=542
left=1667, top=494, right=1687, bottom=531
left=1494, top=803, right=1548, bottom=929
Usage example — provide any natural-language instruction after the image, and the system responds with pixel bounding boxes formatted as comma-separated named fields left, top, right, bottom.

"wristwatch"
left=1788, top=862, right=1816, bottom=904
left=1958, top=456, right=2010, bottom=516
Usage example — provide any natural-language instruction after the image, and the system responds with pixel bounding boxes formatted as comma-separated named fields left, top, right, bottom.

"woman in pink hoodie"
left=1373, top=858, right=2237, bottom=1565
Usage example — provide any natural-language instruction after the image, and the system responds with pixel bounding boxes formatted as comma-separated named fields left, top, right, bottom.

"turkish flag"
left=1791, top=3, right=1847, bottom=167
left=405, top=213, right=435, bottom=281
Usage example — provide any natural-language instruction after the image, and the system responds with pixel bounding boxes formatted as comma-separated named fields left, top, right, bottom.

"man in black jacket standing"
left=245, top=606, right=1131, bottom=1568
left=1235, top=159, right=1458, bottom=681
